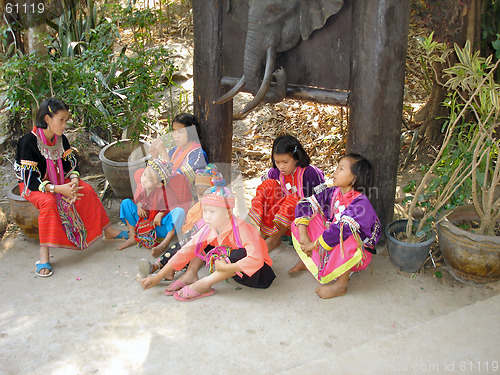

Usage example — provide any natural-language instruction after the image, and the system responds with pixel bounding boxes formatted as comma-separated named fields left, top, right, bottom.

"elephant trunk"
left=214, top=15, right=287, bottom=118
left=236, top=47, right=276, bottom=119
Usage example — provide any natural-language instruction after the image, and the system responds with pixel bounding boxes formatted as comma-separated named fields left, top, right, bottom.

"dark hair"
left=36, top=98, right=69, bottom=129
left=344, top=153, right=372, bottom=192
left=271, top=134, right=310, bottom=168
left=172, top=113, right=201, bottom=142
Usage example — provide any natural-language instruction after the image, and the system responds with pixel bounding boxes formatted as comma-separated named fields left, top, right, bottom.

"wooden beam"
left=221, top=77, right=349, bottom=106
left=193, top=0, right=233, bottom=175
left=348, top=0, right=411, bottom=236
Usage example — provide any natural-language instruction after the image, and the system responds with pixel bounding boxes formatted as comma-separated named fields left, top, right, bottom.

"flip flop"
left=173, top=285, right=215, bottom=302
left=103, top=230, right=129, bottom=241
left=35, top=261, right=53, bottom=277
left=164, top=279, right=187, bottom=296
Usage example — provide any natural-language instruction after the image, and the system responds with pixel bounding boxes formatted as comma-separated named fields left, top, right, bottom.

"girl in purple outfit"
left=289, top=154, right=381, bottom=299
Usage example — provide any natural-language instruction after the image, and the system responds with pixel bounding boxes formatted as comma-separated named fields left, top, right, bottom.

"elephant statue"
left=214, top=0, right=344, bottom=118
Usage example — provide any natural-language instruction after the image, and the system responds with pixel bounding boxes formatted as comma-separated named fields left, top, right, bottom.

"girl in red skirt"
left=14, top=98, right=123, bottom=277
left=249, top=135, right=325, bottom=251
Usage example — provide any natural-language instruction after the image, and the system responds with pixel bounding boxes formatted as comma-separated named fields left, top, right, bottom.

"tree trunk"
left=27, top=24, right=47, bottom=55
left=412, top=0, right=475, bottom=146
left=415, top=80, right=448, bottom=145
left=348, top=0, right=411, bottom=234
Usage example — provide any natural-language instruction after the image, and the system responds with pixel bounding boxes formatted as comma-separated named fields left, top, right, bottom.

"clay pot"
left=6, top=184, right=39, bottom=241
left=99, top=139, right=150, bottom=198
left=438, top=205, right=500, bottom=284
left=385, top=219, right=436, bottom=273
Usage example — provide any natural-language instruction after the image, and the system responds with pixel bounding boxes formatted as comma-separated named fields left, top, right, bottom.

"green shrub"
left=0, top=19, right=175, bottom=142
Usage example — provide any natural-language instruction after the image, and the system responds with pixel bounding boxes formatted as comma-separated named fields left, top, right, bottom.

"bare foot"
left=117, top=237, right=136, bottom=250
left=265, top=235, right=282, bottom=251
left=151, top=243, right=168, bottom=258
left=288, top=259, right=307, bottom=274
left=315, top=281, right=348, bottom=299
left=104, top=227, right=122, bottom=239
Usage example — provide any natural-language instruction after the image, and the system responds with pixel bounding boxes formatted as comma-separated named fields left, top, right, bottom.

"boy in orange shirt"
left=141, top=175, right=276, bottom=301
left=137, top=164, right=217, bottom=277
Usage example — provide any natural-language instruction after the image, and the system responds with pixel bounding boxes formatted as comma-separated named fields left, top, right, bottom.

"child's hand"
left=300, top=240, right=315, bottom=257
left=137, top=207, right=147, bottom=218
left=141, top=273, right=162, bottom=290
left=153, top=212, right=164, bottom=227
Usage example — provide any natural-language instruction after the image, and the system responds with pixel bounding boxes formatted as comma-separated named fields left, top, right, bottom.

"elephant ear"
left=299, top=0, right=344, bottom=40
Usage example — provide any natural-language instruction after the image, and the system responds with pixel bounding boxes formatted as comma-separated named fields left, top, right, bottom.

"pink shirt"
left=169, top=217, right=272, bottom=277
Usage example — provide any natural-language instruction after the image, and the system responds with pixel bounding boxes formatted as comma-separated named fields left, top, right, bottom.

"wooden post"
left=192, top=0, right=233, bottom=179
left=348, top=0, right=410, bottom=234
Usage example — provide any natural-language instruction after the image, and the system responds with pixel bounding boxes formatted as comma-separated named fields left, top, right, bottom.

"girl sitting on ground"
left=118, top=159, right=185, bottom=256
left=137, top=164, right=217, bottom=277
left=149, top=113, right=208, bottom=203
left=289, top=154, right=381, bottom=299
left=249, top=134, right=325, bottom=251
left=140, top=175, right=276, bottom=301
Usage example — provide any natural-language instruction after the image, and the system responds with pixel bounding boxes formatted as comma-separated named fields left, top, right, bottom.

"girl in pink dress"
left=290, top=154, right=381, bottom=299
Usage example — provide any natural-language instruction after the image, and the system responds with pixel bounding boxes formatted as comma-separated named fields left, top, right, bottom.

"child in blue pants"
left=118, top=159, right=185, bottom=256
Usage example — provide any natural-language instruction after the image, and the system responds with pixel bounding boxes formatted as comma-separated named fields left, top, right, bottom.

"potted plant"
left=433, top=42, right=500, bottom=284
left=386, top=39, right=500, bottom=276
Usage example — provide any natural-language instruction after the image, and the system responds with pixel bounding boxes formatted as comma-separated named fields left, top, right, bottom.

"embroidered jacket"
left=14, top=132, right=79, bottom=194
left=263, top=165, right=326, bottom=198
left=295, top=187, right=381, bottom=252
left=167, top=143, right=208, bottom=186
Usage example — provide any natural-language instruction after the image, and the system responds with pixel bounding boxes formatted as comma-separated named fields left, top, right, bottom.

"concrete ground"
left=1, top=227, right=499, bottom=375
left=1, top=178, right=500, bottom=374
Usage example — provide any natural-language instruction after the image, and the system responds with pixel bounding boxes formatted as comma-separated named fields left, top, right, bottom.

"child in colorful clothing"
left=118, top=159, right=185, bottom=256
left=141, top=177, right=276, bottom=301
left=149, top=113, right=208, bottom=200
left=249, top=134, right=325, bottom=251
left=137, top=164, right=217, bottom=277
left=14, top=98, right=124, bottom=277
left=290, top=154, right=381, bottom=299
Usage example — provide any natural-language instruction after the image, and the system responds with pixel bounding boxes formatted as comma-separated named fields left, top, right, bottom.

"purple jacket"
left=296, top=187, right=381, bottom=251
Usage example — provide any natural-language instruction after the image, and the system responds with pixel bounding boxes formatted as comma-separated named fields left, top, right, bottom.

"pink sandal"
left=173, top=285, right=215, bottom=302
left=164, top=279, right=187, bottom=296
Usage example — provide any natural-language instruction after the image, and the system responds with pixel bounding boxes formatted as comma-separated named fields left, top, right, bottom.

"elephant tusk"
left=235, top=47, right=276, bottom=119
left=213, top=76, right=246, bottom=104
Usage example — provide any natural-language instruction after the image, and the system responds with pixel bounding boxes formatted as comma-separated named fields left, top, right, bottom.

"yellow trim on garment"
left=317, top=234, right=333, bottom=251
left=294, top=216, right=311, bottom=226
left=292, top=233, right=363, bottom=284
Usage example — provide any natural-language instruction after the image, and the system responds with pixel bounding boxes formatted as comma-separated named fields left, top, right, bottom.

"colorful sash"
left=171, top=142, right=201, bottom=171
left=36, top=128, right=87, bottom=248
left=135, top=216, right=157, bottom=248
left=194, top=216, right=244, bottom=277
left=278, top=167, right=306, bottom=198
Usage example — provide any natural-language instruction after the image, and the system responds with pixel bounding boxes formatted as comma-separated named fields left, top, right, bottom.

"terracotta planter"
left=99, top=139, right=150, bottom=198
left=385, top=219, right=436, bottom=273
left=438, top=205, right=500, bottom=284
left=6, top=184, right=39, bottom=241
